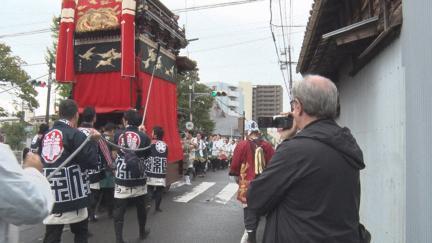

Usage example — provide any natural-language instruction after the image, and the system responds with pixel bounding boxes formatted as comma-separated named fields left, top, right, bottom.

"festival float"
left=55, top=0, right=196, bottom=185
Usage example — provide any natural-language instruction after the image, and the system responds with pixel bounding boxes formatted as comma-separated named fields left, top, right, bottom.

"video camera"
left=258, top=115, right=293, bottom=129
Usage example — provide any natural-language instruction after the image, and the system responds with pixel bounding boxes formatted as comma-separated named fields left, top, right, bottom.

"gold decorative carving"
left=76, top=5, right=120, bottom=32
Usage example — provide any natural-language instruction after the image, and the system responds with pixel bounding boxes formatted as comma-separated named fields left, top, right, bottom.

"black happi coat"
left=114, top=126, right=151, bottom=187
left=248, top=119, right=365, bottom=243
left=145, top=140, right=168, bottom=184
left=78, top=123, right=107, bottom=184
left=41, top=120, right=98, bottom=214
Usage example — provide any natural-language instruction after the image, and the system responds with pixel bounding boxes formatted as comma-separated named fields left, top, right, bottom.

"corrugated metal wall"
left=337, top=38, right=405, bottom=243
left=403, top=1, right=432, bottom=242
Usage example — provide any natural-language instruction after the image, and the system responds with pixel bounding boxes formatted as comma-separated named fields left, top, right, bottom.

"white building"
left=298, top=1, right=431, bottom=242
left=238, top=81, right=253, bottom=120
left=206, top=82, right=244, bottom=117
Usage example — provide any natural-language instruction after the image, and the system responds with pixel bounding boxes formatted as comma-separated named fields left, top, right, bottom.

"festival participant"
left=30, top=123, right=49, bottom=154
left=192, top=132, right=206, bottom=177
left=182, top=131, right=195, bottom=184
left=78, top=107, right=113, bottom=222
left=99, top=122, right=117, bottom=218
left=146, top=126, right=168, bottom=212
left=229, top=120, right=275, bottom=243
left=41, top=99, right=100, bottom=243
left=113, top=109, right=151, bottom=243
left=220, top=137, right=230, bottom=169
left=211, top=134, right=223, bottom=171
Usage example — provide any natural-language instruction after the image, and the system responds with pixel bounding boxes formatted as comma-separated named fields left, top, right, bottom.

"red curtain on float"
left=74, top=72, right=136, bottom=113
left=139, top=71, right=182, bottom=163
left=73, top=71, right=183, bottom=163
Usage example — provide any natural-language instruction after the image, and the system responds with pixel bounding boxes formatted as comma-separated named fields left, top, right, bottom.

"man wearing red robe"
left=229, top=120, right=275, bottom=243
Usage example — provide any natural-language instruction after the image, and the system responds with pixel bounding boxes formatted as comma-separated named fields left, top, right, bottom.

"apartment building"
left=252, top=85, right=283, bottom=121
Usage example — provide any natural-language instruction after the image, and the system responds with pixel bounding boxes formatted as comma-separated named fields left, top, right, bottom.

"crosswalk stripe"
left=173, top=182, right=216, bottom=203
left=214, top=183, right=238, bottom=204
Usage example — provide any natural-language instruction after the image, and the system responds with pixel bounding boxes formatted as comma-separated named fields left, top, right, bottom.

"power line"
left=0, top=74, right=49, bottom=95
left=191, top=36, right=272, bottom=53
left=173, top=0, right=265, bottom=13
left=1, top=62, right=47, bottom=68
left=0, top=20, right=49, bottom=30
left=22, top=62, right=47, bottom=67
left=269, top=0, right=290, bottom=96
left=189, top=31, right=302, bottom=53
left=0, top=28, right=51, bottom=39
left=270, top=24, right=305, bottom=28
left=277, top=0, right=290, bottom=87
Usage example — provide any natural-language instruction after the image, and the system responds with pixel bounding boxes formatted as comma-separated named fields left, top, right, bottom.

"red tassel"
left=121, top=0, right=136, bottom=78
left=56, top=0, right=76, bottom=83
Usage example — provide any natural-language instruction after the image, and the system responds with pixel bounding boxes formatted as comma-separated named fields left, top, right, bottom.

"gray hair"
left=292, top=75, right=338, bottom=119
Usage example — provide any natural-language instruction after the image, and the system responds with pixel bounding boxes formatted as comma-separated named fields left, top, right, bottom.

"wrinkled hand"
left=278, top=112, right=298, bottom=141
left=139, top=125, right=146, bottom=133
left=89, top=129, right=101, bottom=141
left=23, top=152, right=43, bottom=172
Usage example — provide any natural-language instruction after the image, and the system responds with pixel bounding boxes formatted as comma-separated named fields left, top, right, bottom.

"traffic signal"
left=30, top=80, right=47, bottom=87
left=211, top=90, right=227, bottom=97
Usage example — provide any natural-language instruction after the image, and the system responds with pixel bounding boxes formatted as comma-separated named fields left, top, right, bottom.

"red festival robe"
left=229, top=139, right=274, bottom=204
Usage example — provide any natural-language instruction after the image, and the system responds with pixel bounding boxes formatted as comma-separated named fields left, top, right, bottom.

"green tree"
left=0, top=109, right=7, bottom=117
left=47, top=15, right=72, bottom=99
left=0, top=43, right=39, bottom=114
left=1, top=122, right=28, bottom=150
left=177, top=70, right=215, bottom=135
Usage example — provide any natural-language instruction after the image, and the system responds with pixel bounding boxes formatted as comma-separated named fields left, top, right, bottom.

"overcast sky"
left=0, top=0, right=313, bottom=115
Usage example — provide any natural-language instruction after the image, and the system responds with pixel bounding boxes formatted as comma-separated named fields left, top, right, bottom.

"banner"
left=75, top=42, right=121, bottom=73
left=138, top=36, right=177, bottom=83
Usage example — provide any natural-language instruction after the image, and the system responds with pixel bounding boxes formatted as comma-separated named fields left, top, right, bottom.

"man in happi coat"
left=145, top=126, right=168, bottom=212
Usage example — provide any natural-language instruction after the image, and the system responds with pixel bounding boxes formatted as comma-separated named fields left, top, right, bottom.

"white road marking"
left=169, top=180, right=185, bottom=189
left=215, top=183, right=238, bottom=204
left=173, top=182, right=215, bottom=203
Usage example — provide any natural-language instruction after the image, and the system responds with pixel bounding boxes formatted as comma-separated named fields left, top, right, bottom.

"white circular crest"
left=155, top=141, right=167, bottom=153
left=185, top=121, right=194, bottom=130
left=119, top=132, right=141, bottom=149
left=41, top=129, right=64, bottom=164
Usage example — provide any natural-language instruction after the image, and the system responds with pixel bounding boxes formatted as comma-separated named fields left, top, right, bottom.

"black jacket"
left=78, top=123, right=106, bottom=184
left=248, top=119, right=365, bottom=243
left=145, top=140, right=168, bottom=179
left=114, top=126, right=151, bottom=187
left=41, top=120, right=98, bottom=213
left=30, top=133, right=44, bottom=155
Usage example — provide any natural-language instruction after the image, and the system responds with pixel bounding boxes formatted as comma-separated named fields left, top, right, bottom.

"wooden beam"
left=380, top=0, right=389, bottom=30
left=335, top=25, right=378, bottom=45
left=350, top=24, right=400, bottom=75
left=344, top=0, right=353, bottom=25
left=368, top=0, right=373, bottom=17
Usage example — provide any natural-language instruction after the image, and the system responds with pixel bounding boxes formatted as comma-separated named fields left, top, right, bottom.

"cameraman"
left=247, top=75, right=368, bottom=243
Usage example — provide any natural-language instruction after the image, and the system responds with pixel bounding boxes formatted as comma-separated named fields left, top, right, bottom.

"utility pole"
left=45, top=59, right=53, bottom=124
left=288, top=45, right=293, bottom=96
left=188, top=83, right=194, bottom=122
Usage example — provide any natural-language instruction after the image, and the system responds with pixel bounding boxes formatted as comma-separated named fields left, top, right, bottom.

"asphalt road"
left=19, top=169, right=265, bottom=243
